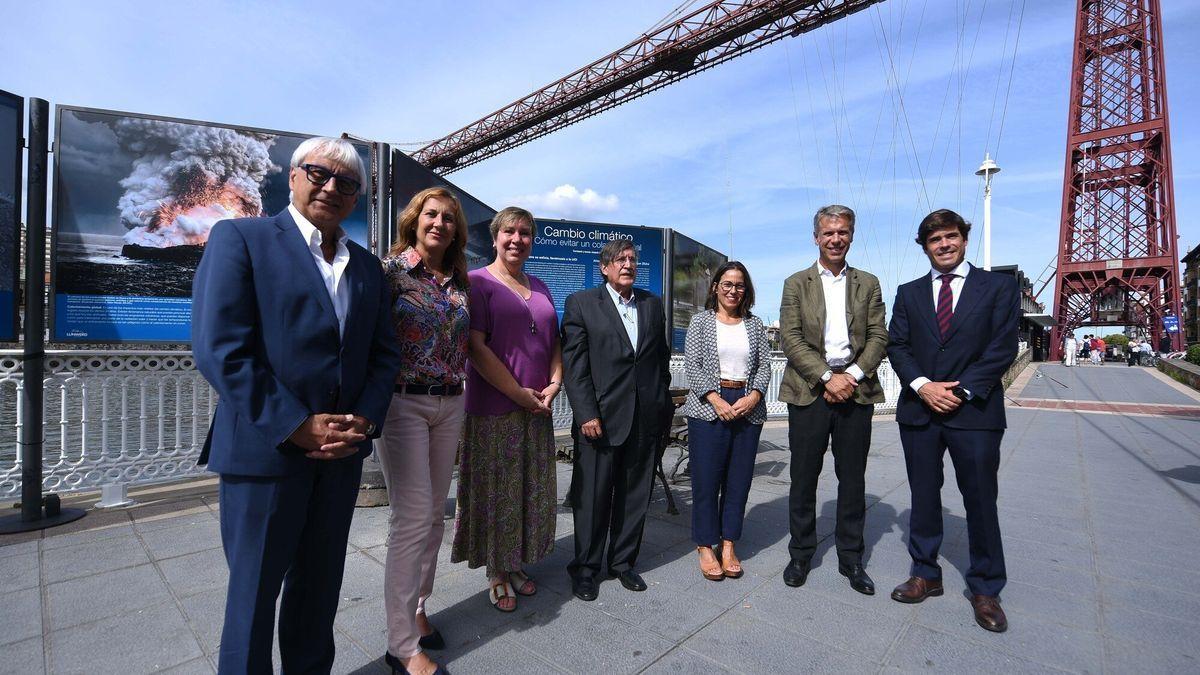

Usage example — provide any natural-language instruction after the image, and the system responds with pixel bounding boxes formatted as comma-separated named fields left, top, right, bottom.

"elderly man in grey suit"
left=779, top=204, right=888, bottom=594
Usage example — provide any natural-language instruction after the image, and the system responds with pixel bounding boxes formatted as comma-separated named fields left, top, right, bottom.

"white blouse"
left=716, top=319, right=750, bottom=381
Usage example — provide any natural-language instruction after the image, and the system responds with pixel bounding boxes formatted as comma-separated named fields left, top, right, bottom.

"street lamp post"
left=976, top=153, right=1001, bottom=271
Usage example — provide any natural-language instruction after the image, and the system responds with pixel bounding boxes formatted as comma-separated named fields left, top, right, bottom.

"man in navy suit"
left=561, top=239, right=672, bottom=602
left=192, top=137, right=401, bottom=673
left=885, top=209, right=1019, bottom=633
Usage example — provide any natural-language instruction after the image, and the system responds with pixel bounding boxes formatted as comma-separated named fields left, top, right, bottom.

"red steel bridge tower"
left=1050, top=0, right=1182, bottom=359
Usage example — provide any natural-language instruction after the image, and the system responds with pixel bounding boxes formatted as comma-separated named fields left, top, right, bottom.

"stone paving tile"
left=0, top=586, right=43, bottom=647
left=47, top=562, right=172, bottom=631
left=141, top=520, right=222, bottom=561
left=50, top=601, right=203, bottom=674
left=158, top=547, right=229, bottom=599
left=0, top=551, right=40, bottom=593
left=178, top=586, right=226, bottom=655
left=40, top=522, right=135, bottom=551
left=740, top=579, right=907, bottom=662
left=438, top=635, right=564, bottom=674
left=640, top=647, right=738, bottom=674
left=1097, top=576, right=1200, bottom=624
left=0, top=539, right=39, bottom=559
left=999, top=579, right=1100, bottom=632
left=886, top=622, right=1069, bottom=673
left=129, top=505, right=215, bottom=532
left=157, top=657, right=215, bottom=674
left=1102, top=634, right=1200, bottom=674
left=683, top=608, right=877, bottom=673
left=41, top=531, right=150, bottom=584
left=1100, top=602, right=1200, bottom=653
left=500, top=594, right=676, bottom=673
left=0, top=636, right=44, bottom=675
left=915, top=598, right=1105, bottom=673
left=339, top=551, right=386, bottom=611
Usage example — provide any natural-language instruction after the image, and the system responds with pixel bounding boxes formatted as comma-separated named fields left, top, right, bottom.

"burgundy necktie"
left=936, top=273, right=955, bottom=339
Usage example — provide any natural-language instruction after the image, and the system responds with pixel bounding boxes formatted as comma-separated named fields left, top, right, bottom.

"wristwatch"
left=365, top=421, right=377, bottom=435
left=950, top=385, right=968, bottom=401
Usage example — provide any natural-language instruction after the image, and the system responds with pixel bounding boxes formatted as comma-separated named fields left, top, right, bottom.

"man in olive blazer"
left=779, top=205, right=887, bottom=594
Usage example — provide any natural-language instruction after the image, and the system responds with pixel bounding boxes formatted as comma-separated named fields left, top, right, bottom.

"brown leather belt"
left=396, top=382, right=463, bottom=396
left=829, top=365, right=847, bottom=374
left=719, top=379, right=746, bottom=389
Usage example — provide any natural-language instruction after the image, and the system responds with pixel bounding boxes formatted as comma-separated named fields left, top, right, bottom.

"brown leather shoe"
left=971, top=595, right=1008, bottom=632
left=890, top=576, right=944, bottom=603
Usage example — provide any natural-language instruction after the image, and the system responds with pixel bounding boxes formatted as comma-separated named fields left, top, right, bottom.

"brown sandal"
left=720, top=541, right=744, bottom=579
left=698, top=546, right=724, bottom=581
left=509, top=570, right=537, bottom=596
left=489, top=578, right=516, bottom=612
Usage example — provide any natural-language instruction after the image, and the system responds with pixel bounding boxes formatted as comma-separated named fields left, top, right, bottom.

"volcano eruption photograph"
left=51, top=107, right=371, bottom=342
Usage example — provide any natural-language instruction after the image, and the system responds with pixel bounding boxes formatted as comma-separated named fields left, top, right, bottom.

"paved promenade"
left=3, top=362, right=1200, bottom=673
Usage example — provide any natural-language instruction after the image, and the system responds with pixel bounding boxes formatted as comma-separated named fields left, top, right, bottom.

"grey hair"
left=489, top=206, right=535, bottom=241
left=812, top=204, right=856, bottom=235
left=599, top=238, right=636, bottom=266
left=290, top=137, right=368, bottom=195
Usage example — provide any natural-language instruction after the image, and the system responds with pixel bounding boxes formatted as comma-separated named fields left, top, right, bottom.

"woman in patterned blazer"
left=680, top=261, right=772, bottom=580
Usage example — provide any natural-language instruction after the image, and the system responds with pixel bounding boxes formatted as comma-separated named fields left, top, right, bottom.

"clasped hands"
left=288, top=413, right=372, bottom=460
left=822, top=372, right=858, bottom=404
left=511, top=383, right=560, bottom=416
left=707, top=390, right=762, bottom=422
left=917, top=380, right=963, bottom=414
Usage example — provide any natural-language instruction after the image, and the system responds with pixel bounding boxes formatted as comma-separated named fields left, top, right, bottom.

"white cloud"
left=510, top=184, right=621, bottom=220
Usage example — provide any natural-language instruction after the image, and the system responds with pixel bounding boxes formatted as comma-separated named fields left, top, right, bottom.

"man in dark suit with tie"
left=192, top=137, right=402, bottom=672
left=886, top=209, right=1019, bottom=633
left=561, top=239, right=672, bottom=602
left=778, top=205, right=888, bottom=595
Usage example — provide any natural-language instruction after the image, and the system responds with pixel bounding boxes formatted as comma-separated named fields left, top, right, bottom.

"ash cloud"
left=109, top=118, right=279, bottom=247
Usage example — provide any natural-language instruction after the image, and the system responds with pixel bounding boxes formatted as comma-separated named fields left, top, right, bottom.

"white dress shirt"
left=910, top=260, right=971, bottom=395
left=817, top=261, right=866, bottom=383
left=606, top=283, right=638, bottom=349
left=289, top=204, right=351, bottom=338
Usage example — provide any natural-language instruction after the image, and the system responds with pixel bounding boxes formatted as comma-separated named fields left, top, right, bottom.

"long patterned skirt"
left=450, top=409, right=557, bottom=576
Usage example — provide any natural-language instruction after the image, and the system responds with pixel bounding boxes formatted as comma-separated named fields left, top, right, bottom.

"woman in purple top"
left=451, top=206, right=563, bottom=613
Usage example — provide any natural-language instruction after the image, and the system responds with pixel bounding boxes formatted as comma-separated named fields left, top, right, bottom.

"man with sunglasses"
left=192, top=137, right=401, bottom=673
left=779, top=204, right=888, bottom=595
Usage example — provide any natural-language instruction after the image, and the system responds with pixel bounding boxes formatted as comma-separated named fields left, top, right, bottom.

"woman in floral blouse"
left=377, top=186, right=469, bottom=675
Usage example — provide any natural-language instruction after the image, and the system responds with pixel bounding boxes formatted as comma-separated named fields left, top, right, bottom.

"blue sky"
left=4, top=0, right=1199, bottom=327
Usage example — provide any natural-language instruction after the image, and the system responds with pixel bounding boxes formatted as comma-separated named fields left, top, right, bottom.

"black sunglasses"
left=298, top=163, right=361, bottom=196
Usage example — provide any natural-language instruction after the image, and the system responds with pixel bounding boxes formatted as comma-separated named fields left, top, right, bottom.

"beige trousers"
left=376, top=391, right=465, bottom=658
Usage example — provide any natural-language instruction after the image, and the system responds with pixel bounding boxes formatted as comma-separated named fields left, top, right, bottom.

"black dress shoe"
left=384, top=652, right=450, bottom=675
left=782, top=560, right=810, bottom=587
left=572, top=575, right=598, bottom=601
left=418, top=627, right=445, bottom=650
left=612, top=569, right=648, bottom=592
left=838, top=563, right=875, bottom=595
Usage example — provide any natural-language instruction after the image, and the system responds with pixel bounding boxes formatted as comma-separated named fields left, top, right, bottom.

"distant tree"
left=1103, top=333, right=1129, bottom=347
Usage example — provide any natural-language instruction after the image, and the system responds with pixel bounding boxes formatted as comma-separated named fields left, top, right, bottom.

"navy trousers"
left=217, top=456, right=363, bottom=675
left=899, top=421, right=1006, bottom=597
left=687, top=387, right=763, bottom=546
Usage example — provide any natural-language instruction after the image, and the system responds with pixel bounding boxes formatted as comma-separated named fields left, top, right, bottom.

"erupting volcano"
left=109, top=117, right=278, bottom=260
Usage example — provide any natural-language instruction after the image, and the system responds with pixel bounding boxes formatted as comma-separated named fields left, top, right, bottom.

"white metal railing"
left=0, top=351, right=917, bottom=499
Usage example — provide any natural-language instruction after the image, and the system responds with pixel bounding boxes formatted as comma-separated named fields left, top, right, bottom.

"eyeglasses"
left=611, top=255, right=638, bottom=265
left=717, top=282, right=747, bottom=293
left=298, top=163, right=362, bottom=196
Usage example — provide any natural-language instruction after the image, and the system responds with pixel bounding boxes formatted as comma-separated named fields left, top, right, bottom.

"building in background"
left=1182, top=243, right=1200, bottom=346
left=992, top=264, right=1050, bottom=361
